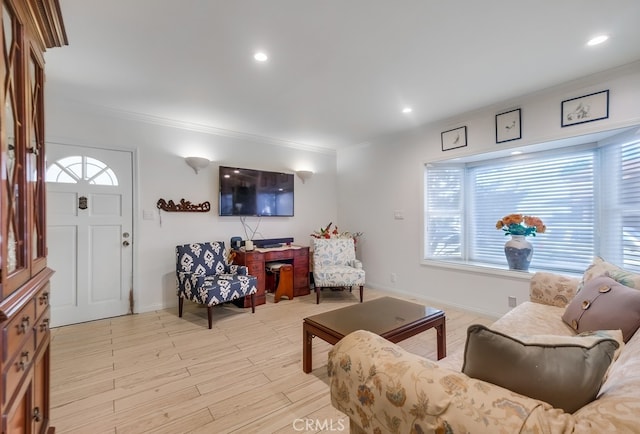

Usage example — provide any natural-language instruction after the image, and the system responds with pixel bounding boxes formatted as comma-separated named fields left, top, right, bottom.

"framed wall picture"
left=441, top=126, right=467, bottom=151
left=496, top=108, right=521, bottom=143
left=561, top=90, right=609, bottom=127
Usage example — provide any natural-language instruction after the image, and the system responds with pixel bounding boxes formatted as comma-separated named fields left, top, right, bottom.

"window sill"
left=421, top=259, right=581, bottom=280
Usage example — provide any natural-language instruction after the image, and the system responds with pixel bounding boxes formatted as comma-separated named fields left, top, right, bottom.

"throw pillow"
left=578, top=256, right=640, bottom=292
left=462, top=324, right=619, bottom=413
left=563, top=275, right=640, bottom=343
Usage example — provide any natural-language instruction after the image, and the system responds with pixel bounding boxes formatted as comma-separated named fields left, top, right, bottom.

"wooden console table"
left=233, top=246, right=310, bottom=306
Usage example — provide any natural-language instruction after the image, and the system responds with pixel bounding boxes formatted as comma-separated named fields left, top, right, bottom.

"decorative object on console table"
left=230, top=236, right=242, bottom=249
left=496, top=214, right=546, bottom=271
left=240, top=216, right=261, bottom=251
left=0, top=0, right=67, bottom=432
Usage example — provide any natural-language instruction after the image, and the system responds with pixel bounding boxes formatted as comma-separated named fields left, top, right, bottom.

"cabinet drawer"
left=35, top=284, right=51, bottom=320
left=34, top=308, right=50, bottom=352
left=3, top=334, right=35, bottom=404
left=263, top=250, right=288, bottom=261
left=292, top=247, right=309, bottom=258
left=247, top=263, right=263, bottom=274
left=3, top=301, right=36, bottom=363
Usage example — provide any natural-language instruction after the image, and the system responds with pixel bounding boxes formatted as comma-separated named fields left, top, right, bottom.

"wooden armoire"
left=0, top=0, right=66, bottom=432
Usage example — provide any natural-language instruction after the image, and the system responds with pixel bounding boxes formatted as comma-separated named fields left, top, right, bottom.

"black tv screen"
left=219, top=166, right=294, bottom=216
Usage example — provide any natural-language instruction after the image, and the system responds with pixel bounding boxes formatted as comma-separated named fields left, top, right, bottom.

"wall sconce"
left=296, top=170, right=313, bottom=184
left=185, top=157, right=211, bottom=174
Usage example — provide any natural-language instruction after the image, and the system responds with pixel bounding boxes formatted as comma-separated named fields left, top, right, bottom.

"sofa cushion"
left=578, top=256, right=640, bottom=292
left=529, top=272, right=580, bottom=308
left=462, top=324, right=620, bottom=413
left=563, top=275, right=640, bottom=343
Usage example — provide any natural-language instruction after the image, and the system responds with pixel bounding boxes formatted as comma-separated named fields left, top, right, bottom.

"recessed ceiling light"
left=587, top=35, right=609, bottom=46
left=254, top=52, right=268, bottom=62
left=402, top=107, right=413, bottom=114
left=511, top=151, right=523, bottom=156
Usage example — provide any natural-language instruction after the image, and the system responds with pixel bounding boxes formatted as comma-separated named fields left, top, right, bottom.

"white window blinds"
left=424, top=167, right=463, bottom=259
left=425, top=136, right=640, bottom=274
left=468, top=151, right=595, bottom=273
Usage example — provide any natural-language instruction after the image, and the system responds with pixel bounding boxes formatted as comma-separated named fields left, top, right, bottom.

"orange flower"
left=497, top=214, right=546, bottom=236
left=502, top=214, right=523, bottom=225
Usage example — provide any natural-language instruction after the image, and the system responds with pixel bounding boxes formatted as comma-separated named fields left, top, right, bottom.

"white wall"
left=44, top=99, right=338, bottom=313
left=45, top=61, right=640, bottom=319
left=337, top=61, right=640, bottom=318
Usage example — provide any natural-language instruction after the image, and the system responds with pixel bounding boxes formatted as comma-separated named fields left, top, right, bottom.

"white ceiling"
left=45, top=0, right=640, bottom=151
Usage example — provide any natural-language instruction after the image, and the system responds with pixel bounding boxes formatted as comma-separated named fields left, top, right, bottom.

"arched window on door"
left=46, top=155, right=119, bottom=186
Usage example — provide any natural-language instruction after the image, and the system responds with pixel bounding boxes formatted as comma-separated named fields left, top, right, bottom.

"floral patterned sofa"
left=328, top=262, right=640, bottom=433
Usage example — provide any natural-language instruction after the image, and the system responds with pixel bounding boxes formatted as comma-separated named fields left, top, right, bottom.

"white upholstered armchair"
left=312, top=238, right=365, bottom=304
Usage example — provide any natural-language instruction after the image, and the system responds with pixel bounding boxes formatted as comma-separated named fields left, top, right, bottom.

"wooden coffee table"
left=302, top=296, right=446, bottom=373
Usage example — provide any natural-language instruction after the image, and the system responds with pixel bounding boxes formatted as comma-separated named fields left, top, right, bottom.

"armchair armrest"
left=350, top=259, right=363, bottom=269
left=529, top=272, right=580, bottom=308
left=228, top=264, right=249, bottom=275
left=328, top=330, right=561, bottom=433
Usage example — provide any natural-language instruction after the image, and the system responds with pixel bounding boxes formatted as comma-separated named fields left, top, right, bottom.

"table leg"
left=303, top=324, right=314, bottom=373
left=436, top=317, right=447, bottom=360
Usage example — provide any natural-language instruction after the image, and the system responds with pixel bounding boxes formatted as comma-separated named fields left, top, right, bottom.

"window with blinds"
left=424, top=136, right=640, bottom=274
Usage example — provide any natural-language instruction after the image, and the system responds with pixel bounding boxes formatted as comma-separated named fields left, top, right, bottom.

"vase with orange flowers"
left=495, top=214, right=546, bottom=271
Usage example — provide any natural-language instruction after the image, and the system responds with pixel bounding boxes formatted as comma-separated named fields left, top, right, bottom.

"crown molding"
left=60, top=99, right=337, bottom=155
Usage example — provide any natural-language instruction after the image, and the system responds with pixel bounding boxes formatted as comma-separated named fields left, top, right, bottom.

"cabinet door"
left=2, top=1, right=30, bottom=297
left=33, top=344, right=49, bottom=434
left=3, top=370, right=33, bottom=434
left=27, top=49, right=46, bottom=276
left=293, top=248, right=310, bottom=295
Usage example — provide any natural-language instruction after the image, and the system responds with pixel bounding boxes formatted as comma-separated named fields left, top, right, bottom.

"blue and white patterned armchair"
left=312, top=238, right=365, bottom=304
left=176, top=242, right=258, bottom=328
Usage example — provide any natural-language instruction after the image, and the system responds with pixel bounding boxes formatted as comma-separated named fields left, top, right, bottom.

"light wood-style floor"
left=50, top=288, right=494, bottom=434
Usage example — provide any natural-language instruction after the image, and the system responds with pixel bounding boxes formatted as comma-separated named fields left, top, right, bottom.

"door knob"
left=123, top=240, right=130, bottom=247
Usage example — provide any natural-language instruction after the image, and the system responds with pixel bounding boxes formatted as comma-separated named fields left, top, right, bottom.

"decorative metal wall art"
left=156, top=198, right=211, bottom=212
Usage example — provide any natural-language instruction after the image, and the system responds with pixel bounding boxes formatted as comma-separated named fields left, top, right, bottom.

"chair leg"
left=250, top=293, right=256, bottom=313
left=359, top=285, right=364, bottom=302
left=207, top=305, right=213, bottom=329
left=178, top=296, right=184, bottom=317
left=316, top=286, right=320, bottom=304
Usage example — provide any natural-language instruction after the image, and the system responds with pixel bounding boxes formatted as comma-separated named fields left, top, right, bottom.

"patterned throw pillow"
left=462, top=324, right=620, bottom=413
left=563, top=276, right=640, bottom=343
left=578, top=257, right=640, bottom=292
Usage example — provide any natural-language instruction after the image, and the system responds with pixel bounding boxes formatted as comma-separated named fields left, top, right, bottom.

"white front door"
left=46, top=144, right=134, bottom=327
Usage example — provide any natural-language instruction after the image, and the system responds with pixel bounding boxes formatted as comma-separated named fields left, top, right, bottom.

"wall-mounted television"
left=219, top=166, right=294, bottom=216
